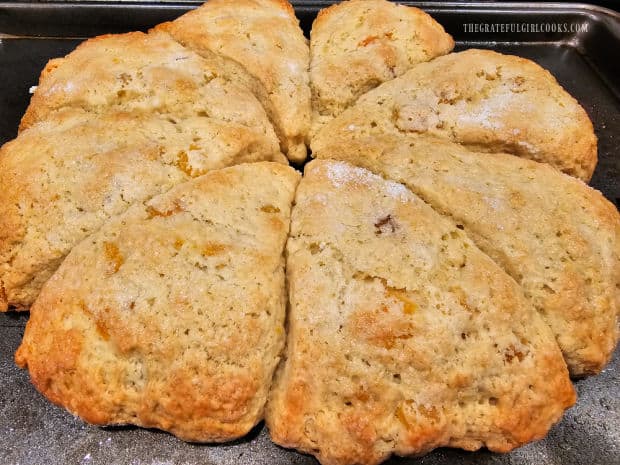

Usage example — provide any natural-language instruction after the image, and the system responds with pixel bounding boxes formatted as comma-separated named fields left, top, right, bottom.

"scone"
left=158, top=0, right=311, bottom=162
left=15, top=162, right=300, bottom=442
left=0, top=108, right=285, bottom=311
left=310, top=0, right=453, bottom=136
left=314, top=134, right=620, bottom=376
left=311, top=49, right=597, bottom=181
left=266, top=160, right=575, bottom=465
left=19, top=30, right=279, bottom=149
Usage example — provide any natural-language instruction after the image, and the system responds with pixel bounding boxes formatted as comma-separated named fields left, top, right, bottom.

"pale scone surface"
left=312, top=49, right=597, bottom=181
left=0, top=108, right=285, bottom=311
left=314, top=134, right=620, bottom=377
left=15, top=162, right=300, bottom=442
left=310, top=0, right=453, bottom=135
left=159, top=0, right=311, bottom=162
left=267, top=159, right=574, bottom=465
left=20, top=30, right=279, bottom=149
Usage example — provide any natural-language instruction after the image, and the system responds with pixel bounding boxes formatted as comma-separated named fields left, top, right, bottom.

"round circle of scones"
left=1, top=1, right=618, bottom=464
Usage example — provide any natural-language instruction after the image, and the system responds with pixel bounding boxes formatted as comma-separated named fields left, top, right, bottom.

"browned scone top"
left=19, top=30, right=279, bottom=148
left=309, top=0, right=453, bottom=136
left=158, top=0, right=311, bottom=162
left=0, top=108, right=285, bottom=312
left=314, top=134, right=620, bottom=377
left=15, top=162, right=300, bottom=441
left=266, top=160, right=575, bottom=465
left=312, top=49, right=597, bottom=181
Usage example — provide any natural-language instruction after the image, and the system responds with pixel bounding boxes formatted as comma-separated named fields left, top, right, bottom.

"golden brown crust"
left=0, top=283, right=7, bottom=312
left=314, top=133, right=620, bottom=376
left=309, top=0, right=454, bottom=136
left=16, top=162, right=300, bottom=442
left=312, top=49, right=597, bottom=181
left=0, top=108, right=284, bottom=311
left=158, top=0, right=310, bottom=162
left=266, top=159, right=575, bottom=465
left=1, top=3, right=610, bottom=461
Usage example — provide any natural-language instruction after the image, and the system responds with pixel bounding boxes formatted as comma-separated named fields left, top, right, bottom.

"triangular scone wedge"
left=157, top=0, right=310, bottom=163
left=311, top=49, right=597, bottom=181
left=309, top=0, right=453, bottom=136
left=19, top=30, right=278, bottom=150
left=15, top=162, right=300, bottom=441
left=266, top=160, right=574, bottom=465
left=0, top=108, right=285, bottom=312
left=314, top=135, right=620, bottom=376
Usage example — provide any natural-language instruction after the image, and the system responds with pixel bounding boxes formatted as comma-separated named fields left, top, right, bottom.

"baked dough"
left=15, top=162, right=300, bottom=441
left=0, top=108, right=284, bottom=311
left=310, top=0, right=453, bottom=136
left=20, top=30, right=279, bottom=149
left=311, top=49, right=597, bottom=181
left=314, top=134, right=620, bottom=376
left=267, top=159, right=575, bottom=465
left=1, top=0, right=616, bottom=461
left=158, top=0, right=311, bottom=162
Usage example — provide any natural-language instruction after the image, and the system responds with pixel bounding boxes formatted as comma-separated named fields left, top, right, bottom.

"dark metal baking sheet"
left=0, top=2, right=618, bottom=465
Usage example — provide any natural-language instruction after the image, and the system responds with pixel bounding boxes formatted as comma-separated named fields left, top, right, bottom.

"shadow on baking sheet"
left=102, top=421, right=265, bottom=447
